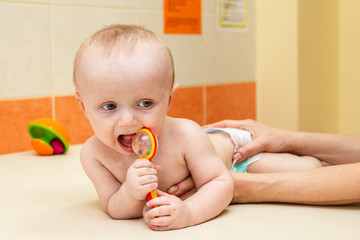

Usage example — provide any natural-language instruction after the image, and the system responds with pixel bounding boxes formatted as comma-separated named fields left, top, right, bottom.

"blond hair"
left=73, top=24, right=175, bottom=88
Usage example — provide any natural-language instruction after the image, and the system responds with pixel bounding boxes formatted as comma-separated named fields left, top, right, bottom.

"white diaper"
left=204, top=127, right=262, bottom=172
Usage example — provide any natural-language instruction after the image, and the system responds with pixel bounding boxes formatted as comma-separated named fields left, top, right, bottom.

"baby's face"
left=75, top=45, right=174, bottom=155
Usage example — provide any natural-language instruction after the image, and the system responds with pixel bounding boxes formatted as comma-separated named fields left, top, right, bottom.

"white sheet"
left=1, top=145, right=359, bottom=239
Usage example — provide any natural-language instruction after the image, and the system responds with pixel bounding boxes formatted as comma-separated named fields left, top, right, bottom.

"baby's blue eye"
left=139, top=101, right=153, bottom=108
left=102, top=103, right=117, bottom=111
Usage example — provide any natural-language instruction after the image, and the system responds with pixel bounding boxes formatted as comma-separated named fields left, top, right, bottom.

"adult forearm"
left=232, top=163, right=360, bottom=205
left=286, top=131, right=360, bottom=165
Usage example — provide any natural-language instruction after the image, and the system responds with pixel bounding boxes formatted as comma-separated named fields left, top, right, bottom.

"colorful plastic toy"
left=132, top=127, right=158, bottom=202
left=27, top=118, right=70, bottom=156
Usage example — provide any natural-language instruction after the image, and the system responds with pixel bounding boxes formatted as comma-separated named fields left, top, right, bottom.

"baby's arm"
left=80, top=137, right=157, bottom=219
left=146, top=120, right=233, bottom=230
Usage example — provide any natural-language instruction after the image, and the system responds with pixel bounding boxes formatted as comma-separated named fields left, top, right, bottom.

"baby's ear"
left=74, top=92, right=88, bottom=118
left=167, top=84, right=179, bottom=111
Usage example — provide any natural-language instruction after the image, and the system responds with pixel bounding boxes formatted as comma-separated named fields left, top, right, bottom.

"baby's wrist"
left=121, top=181, right=144, bottom=201
left=181, top=202, right=194, bottom=227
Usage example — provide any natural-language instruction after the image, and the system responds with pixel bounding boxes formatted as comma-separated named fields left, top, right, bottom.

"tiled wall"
left=0, top=0, right=256, bottom=154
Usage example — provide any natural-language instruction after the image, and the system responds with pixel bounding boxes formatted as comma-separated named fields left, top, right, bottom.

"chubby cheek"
left=144, top=113, right=167, bottom=137
left=87, top=115, right=115, bottom=145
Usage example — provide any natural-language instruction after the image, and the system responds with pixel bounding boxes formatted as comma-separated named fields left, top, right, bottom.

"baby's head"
left=73, top=24, right=175, bottom=91
left=73, top=25, right=177, bottom=152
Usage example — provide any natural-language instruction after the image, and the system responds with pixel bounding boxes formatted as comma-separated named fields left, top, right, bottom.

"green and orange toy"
left=28, top=118, right=70, bottom=156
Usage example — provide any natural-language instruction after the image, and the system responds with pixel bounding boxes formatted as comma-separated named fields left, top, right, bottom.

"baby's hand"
left=125, top=159, right=158, bottom=200
left=145, top=190, right=192, bottom=231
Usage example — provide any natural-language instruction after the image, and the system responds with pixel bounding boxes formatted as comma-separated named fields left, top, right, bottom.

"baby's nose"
left=117, top=109, right=138, bottom=127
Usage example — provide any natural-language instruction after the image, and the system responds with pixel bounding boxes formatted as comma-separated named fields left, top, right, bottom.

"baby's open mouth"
left=118, top=134, right=136, bottom=152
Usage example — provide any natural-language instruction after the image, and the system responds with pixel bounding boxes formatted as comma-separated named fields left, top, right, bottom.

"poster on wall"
left=164, top=0, right=201, bottom=34
left=217, top=0, right=248, bottom=31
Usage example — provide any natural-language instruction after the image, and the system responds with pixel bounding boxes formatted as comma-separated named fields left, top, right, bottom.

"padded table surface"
left=1, top=145, right=359, bottom=239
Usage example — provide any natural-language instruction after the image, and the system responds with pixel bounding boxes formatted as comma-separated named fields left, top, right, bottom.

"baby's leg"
left=248, top=153, right=323, bottom=173
left=206, top=127, right=262, bottom=172
left=207, top=131, right=235, bottom=170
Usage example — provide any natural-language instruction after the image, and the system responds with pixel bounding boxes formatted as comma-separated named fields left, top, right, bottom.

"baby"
left=73, top=24, right=233, bottom=231
left=73, top=24, right=324, bottom=230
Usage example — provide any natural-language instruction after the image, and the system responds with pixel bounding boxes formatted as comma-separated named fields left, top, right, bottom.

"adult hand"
left=167, top=119, right=294, bottom=199
left=206, top=119, right=293, bottom=162
left=167, top=175, right=195, bottom=197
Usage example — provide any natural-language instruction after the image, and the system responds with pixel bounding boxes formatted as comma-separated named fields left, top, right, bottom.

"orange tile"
left=55, top=96, right=94, bottom=145
left=0, top=83, right=256, bottom=154
left=206, top=82, right=256, bottom=124
left=167, top=86, right=204, bottom=125
left=0, top=98, right=52, bottom=154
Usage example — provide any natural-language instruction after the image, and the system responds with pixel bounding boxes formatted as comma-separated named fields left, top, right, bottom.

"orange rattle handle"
left=146, top=189, right=158, bottom=202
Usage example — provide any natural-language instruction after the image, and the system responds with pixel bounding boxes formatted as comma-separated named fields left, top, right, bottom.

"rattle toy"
left=27, top=118, right=70, bottom=156
left=132, top=127, right=158, bottom=202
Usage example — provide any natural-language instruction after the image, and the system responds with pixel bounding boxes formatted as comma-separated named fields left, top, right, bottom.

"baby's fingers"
left=146, top=192, right=170, bottom=209
left=154, top=189, right=169, bottom=197
left=146, top=204, right=171, bottom=219
left=148, top=216, right=173, bottom=231
left=146, top=205, right=174, bottom=230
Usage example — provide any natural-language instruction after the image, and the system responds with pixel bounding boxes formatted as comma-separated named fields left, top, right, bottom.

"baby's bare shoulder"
left=80, top=136, right=127, bottom=183
left=80, top=136, right=115, bottom=167
left=80, top=136, right=101, bottom=158
left=169, top=117, right=203, bottom=136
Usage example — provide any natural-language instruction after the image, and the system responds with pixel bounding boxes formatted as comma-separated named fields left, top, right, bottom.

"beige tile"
left=202, top=3, right=256, bottom=85
left=137, top=9, right=163, bottom=35
left=50, top=0, right=135, bottom=8
left=203, top=0, right=216, bottom=14
left=14, top=0, right=49, bottom=3
left=138, top=10, right=204, bottom=87
left=51, top=5, right=138, bottom=95
left=0, top=3, right=52, bottom=99
left=167, top=34, right=204, bottom=87
left=136, top=0, right=163, bottom=10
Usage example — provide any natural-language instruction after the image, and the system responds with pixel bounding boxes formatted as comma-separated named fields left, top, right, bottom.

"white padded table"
left=1, top=145, right=359, bottom=240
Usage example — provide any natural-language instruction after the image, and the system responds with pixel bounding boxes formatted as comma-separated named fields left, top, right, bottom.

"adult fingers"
left=234, top=137, right=268, bottom=162
left=167, top=175, right=195, bottom=196
left=204, top=119, right=255, bottom=130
